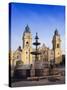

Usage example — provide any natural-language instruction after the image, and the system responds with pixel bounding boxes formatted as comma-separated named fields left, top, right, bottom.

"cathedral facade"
left=11, top=25, right=62, bottom=66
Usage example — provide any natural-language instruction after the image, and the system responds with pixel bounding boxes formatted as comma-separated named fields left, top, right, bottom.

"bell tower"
left=52, top=29, right=62, bottom=64
left=22, top=25, right=32, bottom=64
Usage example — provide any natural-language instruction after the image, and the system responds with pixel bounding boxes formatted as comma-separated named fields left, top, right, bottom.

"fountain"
left=31, top=33, right=41, bottom=77
left=31, top=33, right=41, bottom=60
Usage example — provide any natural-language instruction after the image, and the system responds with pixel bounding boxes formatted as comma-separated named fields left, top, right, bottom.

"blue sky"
left=10, top=3, right=65, bottom=53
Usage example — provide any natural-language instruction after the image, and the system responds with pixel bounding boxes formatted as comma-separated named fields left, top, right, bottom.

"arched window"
left=57, top=44, right=59, bottom=48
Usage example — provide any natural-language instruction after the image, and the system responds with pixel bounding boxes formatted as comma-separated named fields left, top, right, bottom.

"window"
left=57, top=44, right=59, bottom=48
left=26, top=41, right=28, bottom=44
left=26, top=52, right=28, bottom=54
left=44, top=51, right=45, bottom=54
left=17, top=56, right=19, bottom=59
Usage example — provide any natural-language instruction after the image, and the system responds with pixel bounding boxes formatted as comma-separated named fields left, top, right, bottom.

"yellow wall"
left=54, top=49, right=62, bottom=64
left=22, top=47, right=32, bottom=64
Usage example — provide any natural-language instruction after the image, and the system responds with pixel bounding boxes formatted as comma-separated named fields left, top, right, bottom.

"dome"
left=24, top=25, right=31, bottom=33
left=54, top=29, right=59, bottom=35
left=22, top=25, right=31, bottom=39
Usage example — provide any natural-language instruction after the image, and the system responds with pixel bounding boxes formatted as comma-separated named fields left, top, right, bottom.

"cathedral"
left=11, top=25, right=62, bottom=67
